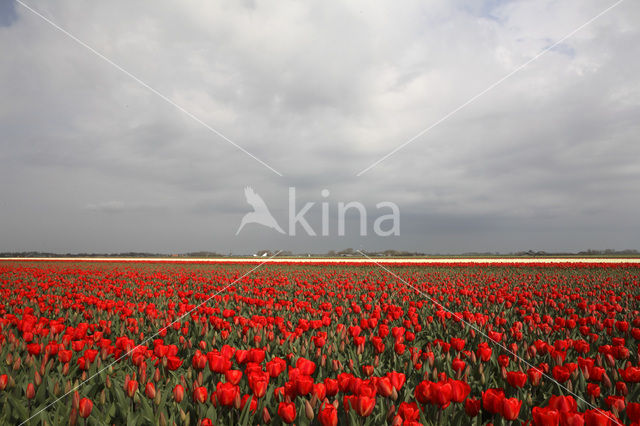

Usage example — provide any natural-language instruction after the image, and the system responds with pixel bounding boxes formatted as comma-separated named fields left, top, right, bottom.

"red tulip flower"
left=548, top=395, right=577, bottom=414
left=193, top=386, right=208, bottom=404
left=528, top=367, right=543, bottom=386
left=552, top=365, right=571, bottom=383
left=78, top=397, right=93, bottom=419
left=387, top=372, right=406, bottom=391
left=26, top=383, right=35, bottom=400
left=295, top=375, right=314, bottom=396
left=451, top=358, right=465, bottom=373
left=125, top=380, right=138, bottom=398
left=449, top=380, right=470, bottom=403
left=501, top=397, right=522, bottom=421
left=464, top=397, right=481, bottom=417
left=506, top=371, right=527, bottom=388
left=627, top=402, right=640, bottom=423
left=145, top=382, right=156, bottom=399
left=377, top=377, right=393, bottom=397
left=324, top=378, right=339, bottom=397
left=216, top=382, right=237, bottom=406
left=414, top=380, right=432, bottom=405
left=318, top=403, right=338, bottom=426
left=225, top=370, right=243, bottom=385
left=241, top=394, right=258, bottom=413
left=0, top=374, right=8, bottom=391
left=532, top=407, right=560, bottom=426
left=278, top=401, right=296, bottom=424
left=166, top=356, right=182, bottom=371
left=584, top=409, right=617, bottom=426
left=482, top=388, right=505, bottom=415
left=431, top=381, right=453, bottom=409
left=397, top=402, right=419, bottom=421
left=173, top=384, right=184, bottom=403
left=476, top=342, right=492, bottom=361
left=355, top=395, right=375, bottom=417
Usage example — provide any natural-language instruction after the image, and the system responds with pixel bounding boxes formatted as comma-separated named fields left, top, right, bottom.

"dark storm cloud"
left=1, top=0, right=639, bottom=254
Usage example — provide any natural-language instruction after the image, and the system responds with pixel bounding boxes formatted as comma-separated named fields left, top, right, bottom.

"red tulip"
left=414, top=380, right=432, bottom=405
left=0, top=374, right=8, bottom=391
left=193, top=386, right=208, bottom=404
left=248, top=371, right=269, bottom=398
left=166, top=356, right=182, bottom=370
left=450, top=338, right=465, bottom=352
left=296, top=357, right=316, bottom=375
left=26, top=383, right=35, bottom=400
left=318, top=403, right=338, bottom=426
left=532, top=407, right=560, bottom=426
left=506, top=371, right=527, bottom=388
left=397, top=401, right=420, bottom=421
left=312, top=383, right=326, bottom=401
left=387, top=372, right=406, bottom=391
left=528, top=367, right=543, bottom=386
left=482, top=388, right=505, bottom=414
left=498, top=355, right=510, bottom=368
left=552, top=365, right=571, bottom=383
left=627, top=402, right=640, bottom=423
left=586, top=383, right=600, bottom=398
left=564, top=412, right=585, bottom=426
left=501, top=397, right=522, bottom=421
left=27, top=343, right=41, bottom=356
left=604, top=396, right=625, bottom=413
left=548, top=395, right=577, bottom=414
left=278, top=401, right=296, bottom=424
left=451, top=358, right=465, bottom=373
left=619, top=365, right=640, bottom=383
left=78, top=397, right=93, bottom=419
left=361, top=365, right=374, bottom=377
left=477, top=342, right=492, bottom=361
left=324, top=378, right=339, bottom=397
left=449, top=380, right=470, bottom=403
left=216, top=382, right=237, bottom=406
left=173, top=384, right=184, bottom=403
left=125, top=380, right=138, bottom=398
left=191, top=350, right=207, bottom=370
left=58, top=350, right=73, bottom=363
left=295, top=375, right=314, bottom=396
left=584, top=409, right=617, bottom=426
left=355, top=395, right=375, bottom=417
left=145, top=382, right=156, bottom=399
left=241, top=394, right=258, bottom=413
left=225, top=370, right=243, bottom=385
left=207, top=353, right=231, bottom=373
left=431, top=381, right=452, bottom=409
left=266, top=358, right=286, bottom=378
left=377, top=377, right=393, bottom=397
left=464, top=397, right=481, bottom=417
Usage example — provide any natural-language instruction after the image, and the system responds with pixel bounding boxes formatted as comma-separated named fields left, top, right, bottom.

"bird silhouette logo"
left=236, top=187, right=285, bottom=235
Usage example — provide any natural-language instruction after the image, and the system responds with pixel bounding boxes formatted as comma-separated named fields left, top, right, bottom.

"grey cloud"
left=0, top=0, right=17, bottom=27
left=1, top=0, right=639, bottom=254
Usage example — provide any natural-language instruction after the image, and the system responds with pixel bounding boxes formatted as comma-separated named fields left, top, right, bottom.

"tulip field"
left=1, top=260, right=640, bottom=425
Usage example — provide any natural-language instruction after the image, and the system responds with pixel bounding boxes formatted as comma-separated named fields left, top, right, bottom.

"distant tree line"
left=1, top=249, right=638, bottom=258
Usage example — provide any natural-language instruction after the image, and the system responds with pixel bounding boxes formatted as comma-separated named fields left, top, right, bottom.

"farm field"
left=1, top=260, right=639, bottom=425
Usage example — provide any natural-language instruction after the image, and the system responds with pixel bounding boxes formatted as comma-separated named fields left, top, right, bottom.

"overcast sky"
left=1, top=0, right=639, bottom=254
